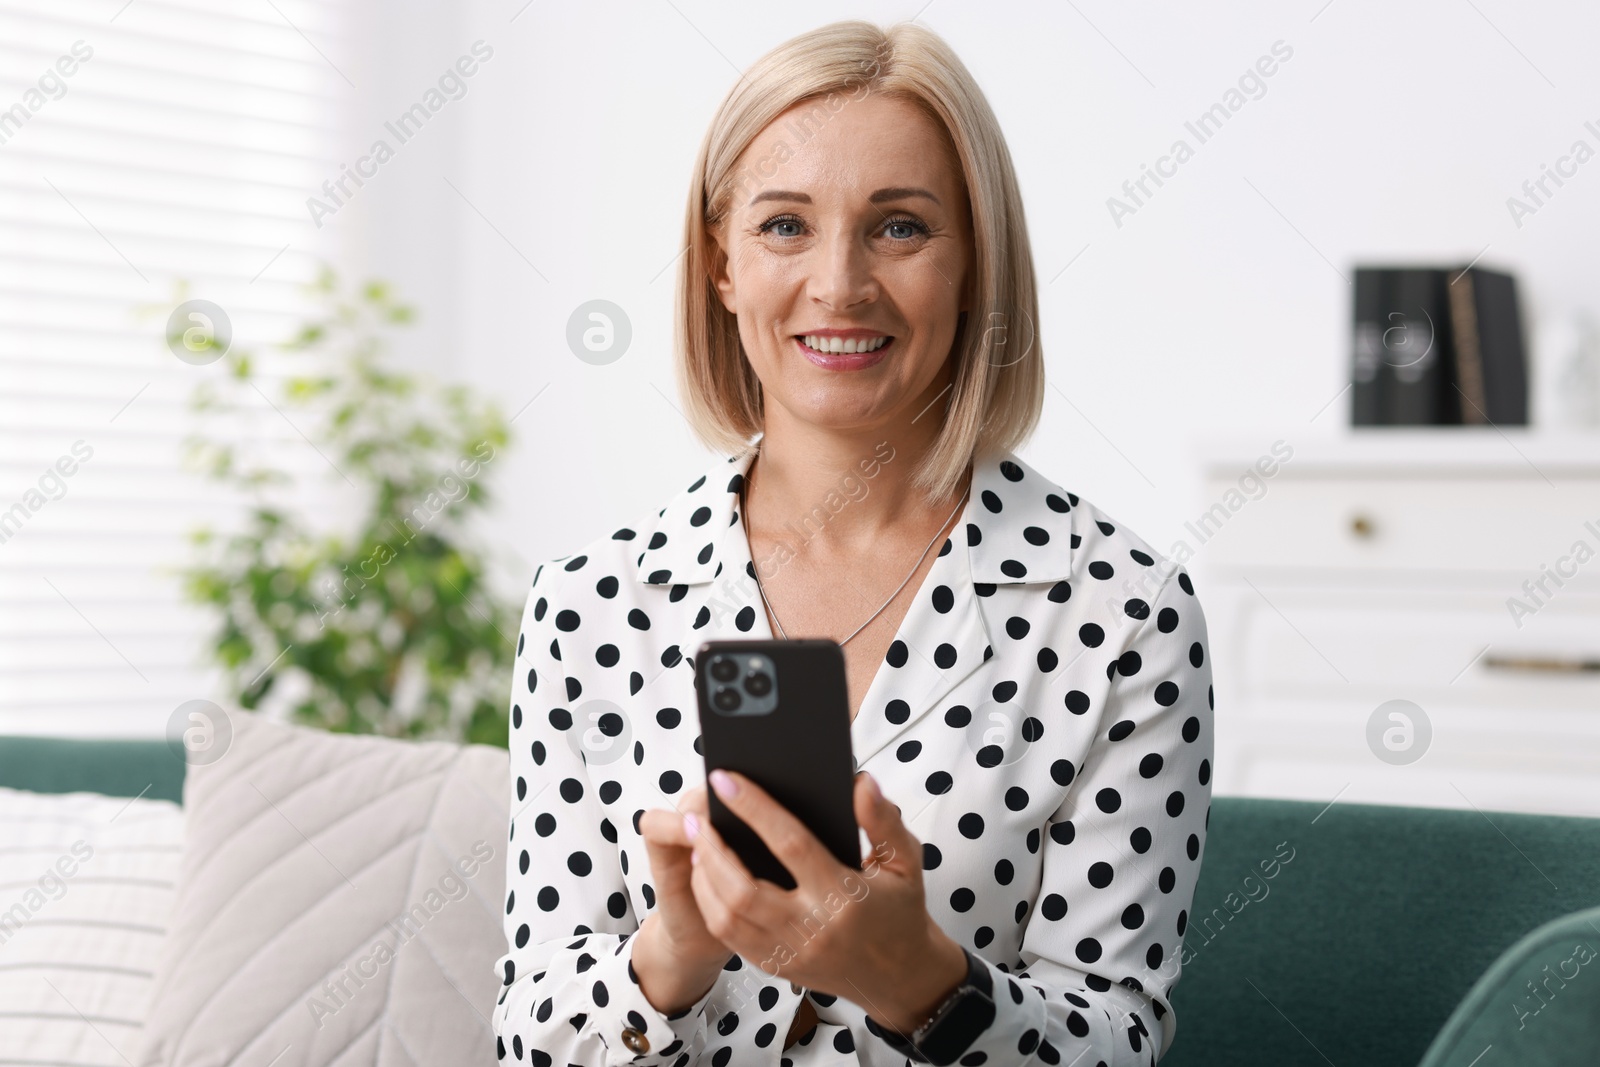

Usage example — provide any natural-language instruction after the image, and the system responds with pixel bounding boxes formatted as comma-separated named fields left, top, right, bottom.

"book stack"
left=1350, top=265, right=1528, bottom=425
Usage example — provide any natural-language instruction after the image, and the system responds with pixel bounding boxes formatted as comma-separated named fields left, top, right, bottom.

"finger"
left=854, top=771, right=917, bottom=871
left=688, top=827, right=775, bottom=950
left=638, top=807, right=692, bottom=848
left=690, top=807, right=770, bottom=909
left=708, top=769, right=834, bottom=881
left=676, top=784, right=710, bottom=819
left=689, top=811, right=797, bottom=949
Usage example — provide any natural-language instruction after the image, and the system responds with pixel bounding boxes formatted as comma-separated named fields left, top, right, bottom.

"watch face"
left=869, top=950, right=997, bottom=1065
left=908, top=950, right=998, bottom=1065
left=916, top=982, right=974, bottom=1035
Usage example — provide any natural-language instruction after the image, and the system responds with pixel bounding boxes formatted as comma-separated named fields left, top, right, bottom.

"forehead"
left=732, top=92, right=962, bottom=209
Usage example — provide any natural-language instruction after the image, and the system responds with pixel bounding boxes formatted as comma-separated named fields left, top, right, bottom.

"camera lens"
left=713, top=686, right=741, bottom=712
left=743, top=671, right=772, bottom=697
left=710, top=655, right=738, bottom=683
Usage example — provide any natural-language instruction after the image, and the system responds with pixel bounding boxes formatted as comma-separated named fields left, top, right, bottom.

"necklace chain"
left=738, top=458, right=970, bottom=647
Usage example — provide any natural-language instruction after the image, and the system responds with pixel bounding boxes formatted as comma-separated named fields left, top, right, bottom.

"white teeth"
left=800, top=334, right=890, bottom=354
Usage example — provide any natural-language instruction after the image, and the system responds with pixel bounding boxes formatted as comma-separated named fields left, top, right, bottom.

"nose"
left=806, top=226, right=878, bottom=312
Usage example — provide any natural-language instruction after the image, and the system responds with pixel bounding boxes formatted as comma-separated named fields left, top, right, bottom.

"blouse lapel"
left=845, top=517, right=990, bottom=768
left=630, top=447, right=1077, bottom=772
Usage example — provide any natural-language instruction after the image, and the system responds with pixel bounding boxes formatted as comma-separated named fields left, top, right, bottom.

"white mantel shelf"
left=1192, top=427, right=1600, bottom=476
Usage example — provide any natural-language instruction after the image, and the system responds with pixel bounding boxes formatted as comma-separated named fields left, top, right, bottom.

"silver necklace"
left=738, top=460, right=970, bottom=647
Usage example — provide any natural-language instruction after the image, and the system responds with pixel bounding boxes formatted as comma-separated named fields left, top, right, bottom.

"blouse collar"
left=619, top=443, right=1083, bottom=769
left=630, top=445, right=1079, bottom=589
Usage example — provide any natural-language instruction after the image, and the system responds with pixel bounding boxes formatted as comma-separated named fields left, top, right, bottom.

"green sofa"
left=1161, top=794, right=1600, bottom=1067
left=0, top=736, right=184, bottom=804
left=3, top=737, right=1596, bottom=1065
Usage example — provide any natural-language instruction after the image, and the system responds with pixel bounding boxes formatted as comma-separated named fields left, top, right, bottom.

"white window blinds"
left=0, top=0, right=348, bottom=736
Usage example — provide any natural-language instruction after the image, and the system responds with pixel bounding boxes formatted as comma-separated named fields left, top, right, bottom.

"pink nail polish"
left=683, top=812, right=699, bottom=840
left=710, top=769, right=738, bottom=799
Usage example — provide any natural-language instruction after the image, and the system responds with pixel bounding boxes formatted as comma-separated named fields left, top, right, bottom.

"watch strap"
left=870, top=947, right=996, bottom=1065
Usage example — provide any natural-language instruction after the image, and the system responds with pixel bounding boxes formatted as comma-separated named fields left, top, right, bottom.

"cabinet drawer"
left=1196, top=475, right=1600, bottom=575
left=1212, top=584, right=1600, bottom=713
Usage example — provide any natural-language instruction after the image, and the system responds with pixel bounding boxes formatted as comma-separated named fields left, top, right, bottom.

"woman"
left=492, top=19, right=1213, bottom=1067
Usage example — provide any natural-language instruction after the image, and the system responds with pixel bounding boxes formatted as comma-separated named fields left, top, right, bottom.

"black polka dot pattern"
left=492, top=447, right=1214, bottom=1067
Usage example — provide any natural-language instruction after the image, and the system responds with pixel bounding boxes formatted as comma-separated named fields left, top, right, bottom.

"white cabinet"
left=1187, top=429, right=1600, bottom=817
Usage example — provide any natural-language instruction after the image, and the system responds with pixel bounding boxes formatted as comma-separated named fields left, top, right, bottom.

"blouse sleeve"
left=870, top=567, right=1215, bottom=1066
left=491, top=561, right=723, bottom=1067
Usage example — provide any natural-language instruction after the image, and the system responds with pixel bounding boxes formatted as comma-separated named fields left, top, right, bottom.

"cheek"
left=728, top=252, right=800, bottom=319
left=893, top=282, right=963, bottom=349
left=887, top=256, right=961, bottom=313
left=730, top=241, right=799, bottom=284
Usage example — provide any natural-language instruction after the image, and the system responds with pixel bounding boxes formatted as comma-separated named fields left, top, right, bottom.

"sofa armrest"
left=0, top=736, right=184, bottom=803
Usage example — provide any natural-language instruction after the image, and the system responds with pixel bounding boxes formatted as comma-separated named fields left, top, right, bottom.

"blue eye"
left=755, top=214, right=930, bottom=241
left=761, top=217, right=803, bottom=238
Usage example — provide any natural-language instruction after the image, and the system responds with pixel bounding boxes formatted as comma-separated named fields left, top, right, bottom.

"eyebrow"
left=747, top=186, right=942, bottom=207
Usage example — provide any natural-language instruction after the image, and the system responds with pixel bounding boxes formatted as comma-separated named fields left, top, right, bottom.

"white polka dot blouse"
left=493, top=446, right=1214, bottom=1067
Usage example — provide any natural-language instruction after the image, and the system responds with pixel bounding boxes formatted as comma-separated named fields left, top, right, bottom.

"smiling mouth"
left=792, top=335, right=895, bottom=372
left=795, top=334, right=893, bottom=355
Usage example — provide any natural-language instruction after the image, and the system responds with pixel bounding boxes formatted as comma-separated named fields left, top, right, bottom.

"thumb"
left=854, top=771, right=916, bottom=869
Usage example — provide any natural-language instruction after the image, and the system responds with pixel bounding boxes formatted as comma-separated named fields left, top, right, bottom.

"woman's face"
left=710, top=92, right=974, bottom=437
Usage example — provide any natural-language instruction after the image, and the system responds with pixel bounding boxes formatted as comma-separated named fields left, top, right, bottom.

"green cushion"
left=1416, top=904, right=1600, bottom=1067
left=0, top=736, right=185, bottom=804
left=1163, top=797, right=1600, bottom=1067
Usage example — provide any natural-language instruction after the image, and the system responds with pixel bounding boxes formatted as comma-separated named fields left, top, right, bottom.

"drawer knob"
left=1349, top=513, right=1376, bottom=538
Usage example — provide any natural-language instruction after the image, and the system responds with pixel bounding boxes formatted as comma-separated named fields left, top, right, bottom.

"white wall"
left=333, top=0, right=1600, bottom=593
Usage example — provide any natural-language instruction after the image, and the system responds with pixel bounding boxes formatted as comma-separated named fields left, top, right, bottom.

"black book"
left=1381, top=268, right=1449, bottom=425
left=1452, top=266, right=1528, bottom=424
left=1349, top=264, right=1528, bottom=425
left=1350, top=268, right=1385, bottom=425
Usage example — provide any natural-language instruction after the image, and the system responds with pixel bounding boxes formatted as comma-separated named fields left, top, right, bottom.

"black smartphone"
left=693, top=638, right=860, bottom=890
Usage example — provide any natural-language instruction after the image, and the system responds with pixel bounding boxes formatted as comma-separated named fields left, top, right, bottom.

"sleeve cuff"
left=583, top=934, right=719, bottom=1066
left=867, top=950, right=1049, bottom=1065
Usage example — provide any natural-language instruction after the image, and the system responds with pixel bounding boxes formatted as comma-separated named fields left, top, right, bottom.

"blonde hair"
left=673, top=19, right=1044, bottom=502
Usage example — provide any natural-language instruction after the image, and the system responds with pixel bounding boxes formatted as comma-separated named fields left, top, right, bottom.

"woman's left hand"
left=687, top=768, right=969, bottom=1032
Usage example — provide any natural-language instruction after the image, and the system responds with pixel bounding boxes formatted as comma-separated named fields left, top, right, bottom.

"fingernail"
left=683, top=812, right=699, bottom=840
left=710, top=769, right=738, bottom=799
left=691, top=848, right=700, bottom=866
left=866, top=773, right=881, bottom=798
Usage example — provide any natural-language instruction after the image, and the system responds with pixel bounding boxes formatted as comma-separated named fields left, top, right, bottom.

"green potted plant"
left=174, top=267, right=516, bottom=746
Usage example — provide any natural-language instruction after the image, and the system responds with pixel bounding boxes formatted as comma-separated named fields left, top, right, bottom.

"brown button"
left=620, top=1027, right=650, bottom=1054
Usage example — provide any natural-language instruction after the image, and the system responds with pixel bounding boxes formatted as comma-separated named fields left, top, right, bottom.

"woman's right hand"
left=637, top=782, right=732, bottom=971
left=639, top=785, right=814, bottom=1045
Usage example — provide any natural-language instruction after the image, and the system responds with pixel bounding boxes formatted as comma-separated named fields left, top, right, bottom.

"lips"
left=793, top=335, right=894, bottom=371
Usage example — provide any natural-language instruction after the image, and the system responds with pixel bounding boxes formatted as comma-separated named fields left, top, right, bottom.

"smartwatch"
left=871, top=946, right=996, bottom=1065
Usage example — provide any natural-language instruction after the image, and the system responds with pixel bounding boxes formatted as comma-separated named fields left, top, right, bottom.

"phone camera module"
left=699, top=647, right=778, bottom=717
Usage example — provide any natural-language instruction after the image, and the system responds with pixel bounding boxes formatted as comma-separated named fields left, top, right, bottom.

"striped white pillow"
left=0, top=785, right=184, bottom=1065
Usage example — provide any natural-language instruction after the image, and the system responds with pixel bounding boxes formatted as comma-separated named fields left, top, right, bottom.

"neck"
left=742, top=377, right=972, bottom=562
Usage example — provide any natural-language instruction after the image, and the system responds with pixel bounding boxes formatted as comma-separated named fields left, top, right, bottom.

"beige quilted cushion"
left=135, top=708, right=509, bottom=1067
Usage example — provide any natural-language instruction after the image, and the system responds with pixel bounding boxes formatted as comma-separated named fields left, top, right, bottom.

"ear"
left=707, top=222, right=737, bottom=315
